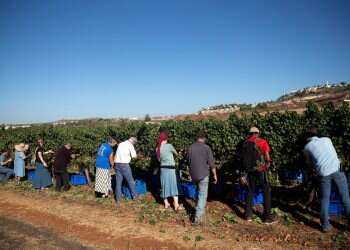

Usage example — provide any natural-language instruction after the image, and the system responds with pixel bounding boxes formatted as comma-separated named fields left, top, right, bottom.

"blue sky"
left=1, top=0, right=349, bottom=124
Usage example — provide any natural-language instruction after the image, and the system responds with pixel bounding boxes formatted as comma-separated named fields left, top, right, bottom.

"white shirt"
left=115, top=140, right=137, bottom=164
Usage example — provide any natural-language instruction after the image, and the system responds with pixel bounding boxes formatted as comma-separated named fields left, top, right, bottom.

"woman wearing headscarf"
left=14, top=143, right=29, bottom=183
left=32, top=139, right=54, bottom=189
left=156, top=132, right=182, bottom=210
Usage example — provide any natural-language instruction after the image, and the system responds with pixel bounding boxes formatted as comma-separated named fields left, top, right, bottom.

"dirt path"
left=0, top=190, right=186, bottom=250
left=0, top=189, right=349, bottom=250
left=0, top=216, right=91, bottom=250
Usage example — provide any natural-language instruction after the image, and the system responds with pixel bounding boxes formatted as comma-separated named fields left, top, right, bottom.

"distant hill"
left=186, top=82, right=350, bottom=120
left=3, top=82, right=349, bottom=126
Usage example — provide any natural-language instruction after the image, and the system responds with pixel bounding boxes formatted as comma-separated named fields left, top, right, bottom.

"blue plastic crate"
left=122, top=180, right=148, bottom=199
left=70, top=174, right=88, bottom=186
left=330, top=185, right=341, bottom=202
left=209, top=180, right=225, bottom=197
left=181, top=182, right=198, bottom=199
left=27, top=170, right=36, bottom=182
left=283, top=170, right=304, bottom=182
left=329, top=183, right=350, bottom=202
left=329, top=201, right=345, bottom=216
left=234, top=184, right=264, bottom=205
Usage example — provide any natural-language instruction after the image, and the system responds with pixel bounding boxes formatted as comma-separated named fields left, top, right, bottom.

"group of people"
left=0, top=140, right=79, bottom=192
left=94, top=133, right=217, bottom=224
left=1, top=126, right=350, bottom=231
left=0, top=143, right=31, bottom=183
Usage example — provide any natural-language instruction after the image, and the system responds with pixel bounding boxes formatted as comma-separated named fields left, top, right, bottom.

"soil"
left=0, top=186, right=349, bottom=250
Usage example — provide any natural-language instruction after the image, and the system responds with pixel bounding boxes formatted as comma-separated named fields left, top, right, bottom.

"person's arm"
left=38, top=151, right=48, bottom=167
left=1, top=157, right=12, bottom=166
left=20, top=152, right=29, bottom=159
left=265, top=152, right=271, bottom=169
left=44, top=150, right=55, bottom=155
left=70, top=153, right=80, bottom=159
left=69, top=148, right=80, bottom=159
left=303, top=150, right=312, bottom=168
left=171, top=145, right=178, bottom=156
left=109, top=152, right=114, bottom=167
left=130, top=145, right=137, bottom=159
left=208, top=147, right=218, bottom=184
left=211, top=167, right=217, bottom=184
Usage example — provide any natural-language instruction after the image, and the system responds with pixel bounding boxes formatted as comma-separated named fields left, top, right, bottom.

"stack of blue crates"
left=70, top=174, right=88, bottom=186
left=234, top=184, right=264, bottom=205
left=27, top=170, right=36, bottom=182
left=181, top=182, right=198, bottom=199
left=122, top=179, right=148, bottom=199
left=283, top=170, right=304, bottom=183
left=329, top=185, right=345, bottom=216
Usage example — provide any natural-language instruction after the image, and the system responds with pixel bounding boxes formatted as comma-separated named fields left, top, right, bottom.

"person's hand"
left=153, top=168, right=159, bottom=175
left=44, top=163, right=48, bottom=168
left=212, top=174, right=218, bottom=184
left=240, top=176, right=248, bottom=186
left=72, top=154, right=80, bottom=159
left=48, top=150, right=55, bottom=154
left=8, top=158, right=13, bottom=162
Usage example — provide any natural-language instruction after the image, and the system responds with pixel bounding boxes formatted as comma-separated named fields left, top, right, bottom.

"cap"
left=249, top=127, right=260, bottom=133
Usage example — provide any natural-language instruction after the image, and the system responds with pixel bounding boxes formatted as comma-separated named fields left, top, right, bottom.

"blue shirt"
left=96, top=143, right=113, bottom=169
left=303, top=137, right=340, bottom=177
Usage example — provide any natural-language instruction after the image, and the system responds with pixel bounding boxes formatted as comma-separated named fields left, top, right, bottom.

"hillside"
left=3, top=82, right=349, bottom=127
left=182, top=82, right=350, bottom=121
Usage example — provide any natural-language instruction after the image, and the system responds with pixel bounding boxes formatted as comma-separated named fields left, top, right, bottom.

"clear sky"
left=1, top=0, right=349, bottom=124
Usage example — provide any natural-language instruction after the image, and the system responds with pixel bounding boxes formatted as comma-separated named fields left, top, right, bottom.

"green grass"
left=271, top=207, right=294, bottom=225
left=195, top=235, right=204, bottom=242
left=182, top=235, right=191, bottom=241
left=222, top=212, right=237, bottom=224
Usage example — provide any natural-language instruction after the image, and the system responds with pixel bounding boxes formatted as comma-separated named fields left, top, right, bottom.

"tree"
left=145, top=114, right=151, bottom=122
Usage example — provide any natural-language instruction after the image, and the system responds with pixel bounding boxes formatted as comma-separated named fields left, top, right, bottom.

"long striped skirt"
left=95, top=167, right=111, bottom=195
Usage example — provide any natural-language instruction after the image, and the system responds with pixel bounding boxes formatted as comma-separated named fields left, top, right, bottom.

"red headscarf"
left=156, top=132, right=168, bottom=161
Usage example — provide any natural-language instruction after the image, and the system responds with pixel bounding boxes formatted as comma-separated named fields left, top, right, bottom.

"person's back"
left=96, top=143, right=113, bottom=168
left=188, top=142, right=214, bottom=182
left=304, top=137, right=340, bottom=177
left=114, top=138, right=138, bottom=202
left=160, top=143, right=176, bottom=166
left=303, top=131, right=350, bottom=232
left=54, top=146, right=71, bottom=173
left=115, top=140, right=136, bottom=164
left=187, top=134, right=217, bottom=224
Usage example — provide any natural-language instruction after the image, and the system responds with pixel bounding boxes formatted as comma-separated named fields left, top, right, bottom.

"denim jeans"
left=319, top=171, right=350, bottom=230
left=115, top=163, right=137, bottom=202
left=245, top=171, right=272, bottom=220
left=0, top=166, right=15, bottom=181
left=194, top=176, right=209, bottom=223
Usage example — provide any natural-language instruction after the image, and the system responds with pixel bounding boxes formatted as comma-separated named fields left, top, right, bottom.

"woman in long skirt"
left=156, top=132, right=182, bottom=210
left=14, top=143, right=29, bottom=183
left=95, top=137, right=117, bottom=198
left=32, top=139, right=54, bottom=189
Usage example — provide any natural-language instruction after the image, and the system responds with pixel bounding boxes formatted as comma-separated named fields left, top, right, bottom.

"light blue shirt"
left=160, top=144, right=177, bottom=166
left=303, top=137, right=340, bottom=177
